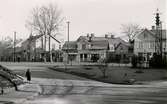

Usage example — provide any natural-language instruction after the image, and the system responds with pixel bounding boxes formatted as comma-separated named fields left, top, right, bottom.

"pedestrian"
left=1, top=87, right=4, bottom=95
left=25, top=69, right=31, bottom=83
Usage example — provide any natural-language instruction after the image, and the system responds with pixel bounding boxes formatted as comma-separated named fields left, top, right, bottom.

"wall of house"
left=134, top=30, right=156, bottom=55
left=134, top=40, right=156, bottom=55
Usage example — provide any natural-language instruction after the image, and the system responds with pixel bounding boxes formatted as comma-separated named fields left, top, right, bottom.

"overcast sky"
left=0, top=0, right=166, bottom=41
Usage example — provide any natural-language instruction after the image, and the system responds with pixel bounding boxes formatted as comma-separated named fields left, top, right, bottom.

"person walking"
left=25, top=69, right=31, bottom=83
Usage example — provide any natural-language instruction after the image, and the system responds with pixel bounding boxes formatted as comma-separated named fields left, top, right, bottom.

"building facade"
left=21, top=34, right=62, bottom=62
left=134, top=28, right=167, bottom=61
left=62, top=34, right=130, bottom=63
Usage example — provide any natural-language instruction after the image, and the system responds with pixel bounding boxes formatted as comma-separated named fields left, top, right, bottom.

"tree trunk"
left=44, top=34, right=47, bottom=62
left=41, top=36, right=43, bottom=50
left=48, top=35, right=53, bottom=62
left=41, top=36, right=44, bottom=62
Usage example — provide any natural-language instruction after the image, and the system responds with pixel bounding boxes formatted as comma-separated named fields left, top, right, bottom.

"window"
left=136, top=42, right=139, bottom=49
left=84, top=54, right=87, bottom=58
left=82, top=44, right=86, bottom=50
left=148, top=42, right=151, bottom=48
left=150, top=42, right=154, bottom=49
left=139, top=42, right=143, bottom=49
left=80, top=54, right=83, bottom=58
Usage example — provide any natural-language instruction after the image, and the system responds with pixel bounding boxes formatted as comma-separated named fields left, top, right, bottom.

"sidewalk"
left=0, top=83, right=41, bottom=104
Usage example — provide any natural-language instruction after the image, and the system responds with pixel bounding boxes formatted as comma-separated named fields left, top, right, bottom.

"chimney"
left=151, top=26, right=155, bottom=30
left=105, top=34, right=108, bottom=38
left=88, top=37, right=92, bottom=42
left=91, top=33, right=95, bottom=38
left=88, top=33, right=95, bottom=42
left=111, top=35, right=114, bottom=38
left=87, top=33, right=89, bottom=38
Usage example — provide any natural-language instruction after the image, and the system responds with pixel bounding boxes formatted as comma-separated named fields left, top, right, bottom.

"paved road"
left=26, top=80, right=167, bottom=104
left=4, top=64, right=88, bottom=80
left=2, top=63, right=167, bottom=104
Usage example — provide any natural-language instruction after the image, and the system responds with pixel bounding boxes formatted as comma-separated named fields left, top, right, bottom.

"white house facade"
left=134, top=28, right=167, bottom=61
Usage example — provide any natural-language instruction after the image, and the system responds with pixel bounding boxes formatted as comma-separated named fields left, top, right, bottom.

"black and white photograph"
left=0, top=0, right=167, bottom=104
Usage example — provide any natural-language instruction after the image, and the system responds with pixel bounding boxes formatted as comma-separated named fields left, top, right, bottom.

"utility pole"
left=159, top=21, right=163, bottom=58
left=154, top=9, right=162, bottom=55
left=13, top=31, right=16, bottom=62
left=154, top=9, right=163, bottom=63
left=67, top=21, right=70, bottom=64
left=67, top=21, right=70, bottom=43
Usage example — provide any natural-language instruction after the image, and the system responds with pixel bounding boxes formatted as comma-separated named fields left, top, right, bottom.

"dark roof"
left=78, top=35, right=129, bottom=49
left=22, top=34, right=43, bottom=45
left=77, top=36, right=89, bottom=42
left=108, top=37, right=129, bottom=47
left=137, top=29, right=167, bottom=40
left=62, top=41, right=77, bottom=50
left=62, top=35, right=129, bottom=51
left=28, top=34, right=43, bottom=41
left=90, top=40, right=109, bottom=50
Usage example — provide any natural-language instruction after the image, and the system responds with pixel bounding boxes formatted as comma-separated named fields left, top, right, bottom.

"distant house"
left=134, top=27, right=167, bottom=61
left=62, top=34, right=130, bottom=63
left=1, top=39, right=23, bottom=62
left=21, top=34, right=61, bottom=62
left=21, top=34, right=42, bottom=61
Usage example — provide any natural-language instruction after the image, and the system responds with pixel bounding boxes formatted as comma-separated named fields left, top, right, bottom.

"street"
left=0, top=0, right=166, bottom=103
left=2, top=63, right=167, bottom=104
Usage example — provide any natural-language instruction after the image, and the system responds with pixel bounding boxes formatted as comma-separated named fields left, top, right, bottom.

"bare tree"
left=121, top=23, right=141, bottom=43
left=26, top=3, right=64, bottom=62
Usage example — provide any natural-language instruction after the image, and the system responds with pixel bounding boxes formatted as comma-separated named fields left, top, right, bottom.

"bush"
left=149, top=54, right=167, bottom=68
left=131, top=55, right=138, bottom=68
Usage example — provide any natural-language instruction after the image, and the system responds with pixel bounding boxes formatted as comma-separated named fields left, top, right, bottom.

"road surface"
left=2, top=63, right=167, bottom=104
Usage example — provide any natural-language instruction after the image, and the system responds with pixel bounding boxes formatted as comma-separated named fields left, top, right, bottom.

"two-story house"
left=62, top=34, right=130, bottom=63
left=134, top=27, right=167, bottom=61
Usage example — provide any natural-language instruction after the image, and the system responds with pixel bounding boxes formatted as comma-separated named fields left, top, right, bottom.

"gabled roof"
left=135, top=28, right=167, bottom=40
left=108, top=37, right=129, bottom=47
left=28, top=34, right=43, bottom=41
left=115, top=42, right=129, bottom=50
left=23, top=34, right=61, bottom=45
left=77, top=35, right=129, bottom=50
left=22, top=34, right=43, bottom=45
left=77, top=36, right=89, bottom=43
left=62, top=41, right=77, bottom=50
left=135, top=28, right=155, bottom=38
left=90, top=40, right=109, bottom=50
